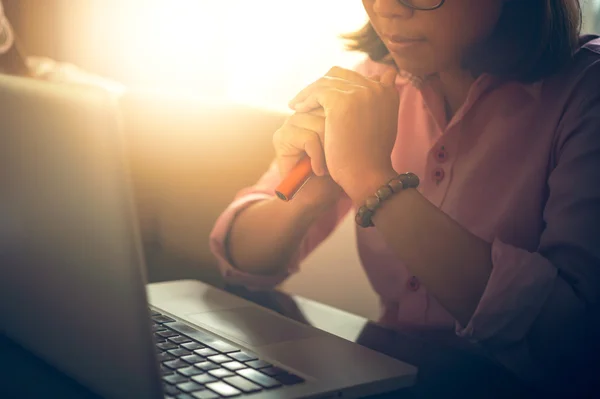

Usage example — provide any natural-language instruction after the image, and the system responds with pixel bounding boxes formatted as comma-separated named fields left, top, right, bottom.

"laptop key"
left=229, top=351, right=257, bottom=362
left=191, top=373, right=218, bottom=385
left=191, top=391, right=219, bottom=399
left=157, top=330, right=179, bottom=339
left=207, top=354, right=231, bottom=364
left=164, top=374, right=188, bottom=385
left=178, top=366, right=204, bottom=378
left=205, top=381, right=242, bottom=397
left=208, top=368, right=235, bottom=379
left=158, top=342, right=179, bottom=351
left=181, top=342, right=205, bottom=351
left=205, top=340, right=239, bottom=353
left=275, top=373, right=305, bottom=386
left=169, top=336, right=193, bottom=344
left=181, top=354, right=205, bottom=364
left=223, top=376, right=262, bottom=394
left=237, top=369, right=282, bottom=389
left=158, top=352, right=176, bottom=362
left=163, top=384, right=182, bottom=396
left=153, top=315, right=176, bottom=324
left=168, top=348, right=192, bottom=357
left=194, top=348, right=218, bottom=357
left=161, top=365, right=175, bottom=376
left=222, top=361, right=245, bottom=371
left=261, top=366, right=287, bottom=377
left=176, top=394, right=197, bottom=399
left=245, top=360, right=271, bottom=369
left=150, top=310, right=161, bottom=316
left=152, top=324, right=167, bottom=332
left=164, top=359, right=190, bottom=370
left=195, top=361, right=219, bottom=371
left=168, top=322, right=217, bottom=343
left=176, top=381, right=205, bottom=393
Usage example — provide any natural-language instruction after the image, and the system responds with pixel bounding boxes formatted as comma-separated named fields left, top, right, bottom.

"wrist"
left=353, top=172, right=421, bottom=228
left=343, top=167, right=398, bottom=206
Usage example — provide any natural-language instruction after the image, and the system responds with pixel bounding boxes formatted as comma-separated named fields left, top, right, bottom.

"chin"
left=390, top=56, right=438, bottom=79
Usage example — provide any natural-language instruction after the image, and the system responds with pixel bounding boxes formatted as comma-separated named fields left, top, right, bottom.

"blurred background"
left=5, top=0, right=600, bottom=321
left=8, top=0, right=600, bottom=109
left=5, top=0, right=368, bottom=111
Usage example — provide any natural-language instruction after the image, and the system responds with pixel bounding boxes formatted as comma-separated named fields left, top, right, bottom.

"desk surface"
left=1, top=283, right=541, bottom=399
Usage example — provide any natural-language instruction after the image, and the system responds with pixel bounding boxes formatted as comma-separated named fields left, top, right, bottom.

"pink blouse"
left=210, top=36, right=600, bottom=389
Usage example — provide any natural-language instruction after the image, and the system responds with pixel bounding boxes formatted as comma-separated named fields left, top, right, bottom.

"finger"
left=288, top=76, right=355, bottom=109
left=273, top=125, right=327, bottom=176
left=293, top=88, right=344, bottom=114
left=307, top=107, right=325, bottom=117
left=380, top=69, right=397, bottom=87
left=325, top=66, right=370, bottom=85
left=287, top=112, right=325, bottom=138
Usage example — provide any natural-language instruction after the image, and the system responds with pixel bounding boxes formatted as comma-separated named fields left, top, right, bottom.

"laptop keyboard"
left=151, top=310, right=305, bottom=398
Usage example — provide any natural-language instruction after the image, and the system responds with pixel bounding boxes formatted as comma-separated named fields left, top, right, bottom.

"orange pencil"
left=275, top=157, right=314, bottom=201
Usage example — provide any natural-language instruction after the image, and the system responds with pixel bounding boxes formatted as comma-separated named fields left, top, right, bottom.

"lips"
left=382, top=33, right=425, bottom=53
left=385, top=34, right=425, bottom=43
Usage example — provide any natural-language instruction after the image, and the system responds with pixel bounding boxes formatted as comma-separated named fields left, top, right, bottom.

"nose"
left=373, top=0, right=413, bottom=19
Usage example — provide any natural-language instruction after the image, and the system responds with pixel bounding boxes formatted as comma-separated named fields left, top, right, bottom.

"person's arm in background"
left=0, top=38, right=124, bottom=93
left=25, top=55, right=125, bottom=93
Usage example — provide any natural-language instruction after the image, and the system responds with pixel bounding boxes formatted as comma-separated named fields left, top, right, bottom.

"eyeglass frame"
left=397, top=0, right=446, bottom=11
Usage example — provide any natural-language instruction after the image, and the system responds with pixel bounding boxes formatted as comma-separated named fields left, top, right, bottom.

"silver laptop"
left=0, top=75, right=417, bottom=399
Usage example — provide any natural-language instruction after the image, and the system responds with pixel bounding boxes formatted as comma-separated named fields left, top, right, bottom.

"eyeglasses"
left=397, top=0, right=446, bottom=11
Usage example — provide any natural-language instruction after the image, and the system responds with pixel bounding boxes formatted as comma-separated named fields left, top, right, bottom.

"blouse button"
left=432, top=167, right=445, bottom=183
left=407, top=276, right=420, bottom=291
left=434, top=147, right=448, bottom=163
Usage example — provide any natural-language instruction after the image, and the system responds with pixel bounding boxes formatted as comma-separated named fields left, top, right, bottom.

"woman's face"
left=362, top=0, right=504, bottom=76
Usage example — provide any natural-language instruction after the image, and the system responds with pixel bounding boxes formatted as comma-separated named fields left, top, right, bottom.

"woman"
left=0, top=1, right=123, bottom=92
left=210, top=0, right=600, bottom=393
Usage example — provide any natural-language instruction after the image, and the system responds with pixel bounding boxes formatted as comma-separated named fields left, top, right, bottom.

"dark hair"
left=342, top=0, right=582, bottom=83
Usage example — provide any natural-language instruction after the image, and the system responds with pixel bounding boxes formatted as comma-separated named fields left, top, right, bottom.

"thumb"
left=380, top=69, right=397, bottom=87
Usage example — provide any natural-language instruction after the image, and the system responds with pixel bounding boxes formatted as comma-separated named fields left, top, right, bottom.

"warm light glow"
left=62, top=1, right=368, bottom=109
left=221, top=1, right=368, bottom=108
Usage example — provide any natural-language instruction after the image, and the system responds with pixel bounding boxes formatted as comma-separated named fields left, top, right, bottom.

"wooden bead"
left=355, top=206, right=374, bottom=228
left=375, top=185, right=393, bottom=201
left=354, top=172, right=420, bottom=228
left=403, top=172, right=420, bottom=188
left=387, top=178, right=404, bottom=193
left=365, top=195, right=381, bottom=211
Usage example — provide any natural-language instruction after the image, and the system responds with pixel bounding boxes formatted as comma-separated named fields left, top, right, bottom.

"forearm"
left=378, top=189, right=492, bottom=324
left=373, top=189, right=492, bottom=325
left=227, top=196, right=325, bottom=276
left=346, top=171, right=493, bottom=326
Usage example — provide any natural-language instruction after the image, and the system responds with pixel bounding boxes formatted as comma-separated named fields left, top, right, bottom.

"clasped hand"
left=287, top=66, right=399, bottom=202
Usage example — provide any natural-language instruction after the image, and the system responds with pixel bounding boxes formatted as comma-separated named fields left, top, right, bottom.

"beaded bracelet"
left=355, top=172, right=420, bottom=228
